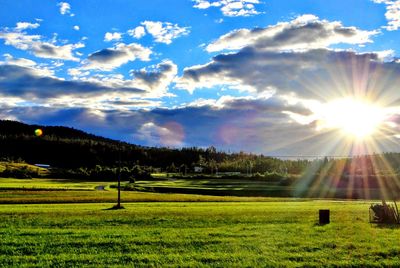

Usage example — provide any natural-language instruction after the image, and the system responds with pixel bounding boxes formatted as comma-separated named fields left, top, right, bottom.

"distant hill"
left=0, top=120, right=116, bottom=142
left=0, top=120, right=151, bottom=168
left=0, top=120, right=213, bottom=169
left=0, top=120, right=300, bottom=174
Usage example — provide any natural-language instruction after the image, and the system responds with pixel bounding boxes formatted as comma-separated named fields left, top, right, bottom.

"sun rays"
left=277, top=54, right=400, bottom=200
left=314, top=98, right=386, bottom=139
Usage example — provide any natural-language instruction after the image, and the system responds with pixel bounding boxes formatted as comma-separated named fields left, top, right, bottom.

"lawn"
left=1, top=201, right=399, bottom=267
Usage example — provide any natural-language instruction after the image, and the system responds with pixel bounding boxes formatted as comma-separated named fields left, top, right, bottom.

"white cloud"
left=104, top=32, right=122, bottom=42
left=141, top=21, right=189, bottom=44
left=193, top=0, right=262, bottom=17
left=178, top=47, right=400, bottom=99
left=0, top=30, right=84, bottom=61
left=83, top=42, right=152, bottom=71
left=127, top=26, right=146, bottom=39
left=130, top=60, right=178, bottom=97
left=206, top=14, right=378, bottom=52
left=73, top=25, right=80, bottom=31
left=373, top=0, right=400, bottom=30
left=178, top=16, right=386, bottom=96
left=135, top=122, right=185, bottom=147
left=0, top=58, right=178, bottom=112
left=58, top=2, right=73, bottom=16
left=15, top=22, right=40, bottom=31
left=1, top=54, right=55, bottom=77
left=0, top=64, right=148, bottom=110
left=66, top=59, right=177, bottom=100
left=33, top=42, right=84, bottom=61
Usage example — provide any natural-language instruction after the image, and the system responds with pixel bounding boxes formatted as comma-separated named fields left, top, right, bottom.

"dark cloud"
left=0, top=64, right=144, bottom=99
left=130, top=60, right=177, bottom=94
left=180, top=48, right=400, bottom=102
left=88, top=49, right=125, bottom=62
left=85, top=43, right=152, bottom=70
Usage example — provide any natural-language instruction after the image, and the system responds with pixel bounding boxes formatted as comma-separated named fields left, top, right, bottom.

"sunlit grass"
left=0, top=201, right=399, bottom=267
left=0, top=177, right=112, bottom=191
left=0, top=162, right=49, bottom=174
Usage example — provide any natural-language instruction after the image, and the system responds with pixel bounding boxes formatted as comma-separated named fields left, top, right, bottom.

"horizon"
left=1, top=118, right=394, bottom=160
left=1, top=0, right=400, bottom=156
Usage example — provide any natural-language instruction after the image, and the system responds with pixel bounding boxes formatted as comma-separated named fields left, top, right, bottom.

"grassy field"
left=0, top=178, right=109, bottom=190
left=1, top=201, right=399, bottom=267
left=133, top=178, right=387, bottom=199
left=134, top=178, right=294, bottom=196
left=0, top=189, right=289, bottom=204
left=0, top=177, right=289, bottom=203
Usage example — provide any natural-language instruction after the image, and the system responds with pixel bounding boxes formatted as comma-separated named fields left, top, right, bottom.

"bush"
left=0, top=166, right=37, bottom=179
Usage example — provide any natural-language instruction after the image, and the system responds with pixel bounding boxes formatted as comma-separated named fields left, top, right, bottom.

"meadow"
left=0, top=177, right=284, bottom=203
left=1, top=176, right=399, bottom=267
left=1, top=201, right=400, bottom=267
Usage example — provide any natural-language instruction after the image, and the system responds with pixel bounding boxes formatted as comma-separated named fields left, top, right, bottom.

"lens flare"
left=34, top=129, right=43, bottom=137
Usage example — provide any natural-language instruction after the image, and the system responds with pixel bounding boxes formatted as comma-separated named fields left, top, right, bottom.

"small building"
left=34, top=164, right=51, bottom=169
left=194, top=166, right=203, bottom=173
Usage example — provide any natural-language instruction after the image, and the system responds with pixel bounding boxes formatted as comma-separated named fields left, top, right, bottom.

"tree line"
left=2, top=120, right=400, bottom=182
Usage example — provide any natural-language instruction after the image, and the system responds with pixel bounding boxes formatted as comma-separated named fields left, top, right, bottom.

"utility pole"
left=117, top=153, right=121, bottom=208
left=113, top=148, right=124, bottom=209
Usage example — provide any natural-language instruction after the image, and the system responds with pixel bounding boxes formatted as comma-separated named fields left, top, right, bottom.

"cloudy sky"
left=0, top=0, right=400, bottom=156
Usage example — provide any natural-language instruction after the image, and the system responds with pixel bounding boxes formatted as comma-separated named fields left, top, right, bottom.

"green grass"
left=0, top=177, right=301, bottom=203
left=137, top=179, right=282, bottom=190
left=0, top=178, right=109, bottom=190
left=134, top=178, right=292, bottom=196
left=1, top=201, right=399, bottom=267
left=0, top=189, right=294, bottom=204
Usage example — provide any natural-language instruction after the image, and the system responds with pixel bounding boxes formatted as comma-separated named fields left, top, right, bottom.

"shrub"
left=0, top=166, right=37, bottom=179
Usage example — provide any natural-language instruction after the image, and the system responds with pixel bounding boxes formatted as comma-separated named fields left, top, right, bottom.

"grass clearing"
left=1, top=201, right=399, bottom=267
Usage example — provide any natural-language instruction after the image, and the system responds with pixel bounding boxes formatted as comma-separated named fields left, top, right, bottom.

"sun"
left=316, top=98, right=386, bottom=139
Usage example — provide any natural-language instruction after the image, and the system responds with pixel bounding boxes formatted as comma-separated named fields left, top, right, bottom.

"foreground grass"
left=1, top=201, right=399, bottom=267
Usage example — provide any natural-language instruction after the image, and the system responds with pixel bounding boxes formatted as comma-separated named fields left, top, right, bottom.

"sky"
left=0, top=0, right=399, bottom=156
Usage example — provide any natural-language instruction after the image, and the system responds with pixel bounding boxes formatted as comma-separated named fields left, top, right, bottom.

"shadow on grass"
left=103, top=205, right=125, bottom=210
left=373, top=223, right=400, bottom=229
left=313, top=222, right=330, bottom=227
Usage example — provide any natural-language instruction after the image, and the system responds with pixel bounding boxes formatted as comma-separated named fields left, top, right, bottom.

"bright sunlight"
left=316, top=98, right=386, bottom=139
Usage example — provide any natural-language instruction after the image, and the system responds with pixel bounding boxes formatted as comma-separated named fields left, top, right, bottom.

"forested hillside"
left=0, top=120, right=304, bottom=173
left=2, top=120, right=400, bottom=180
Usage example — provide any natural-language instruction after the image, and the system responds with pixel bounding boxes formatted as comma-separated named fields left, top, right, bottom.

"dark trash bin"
left=319, top=209, right=330, bottom=225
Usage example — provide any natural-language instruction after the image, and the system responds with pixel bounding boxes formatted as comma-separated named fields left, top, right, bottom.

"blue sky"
left=0, top=0, right=399, bottom=156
